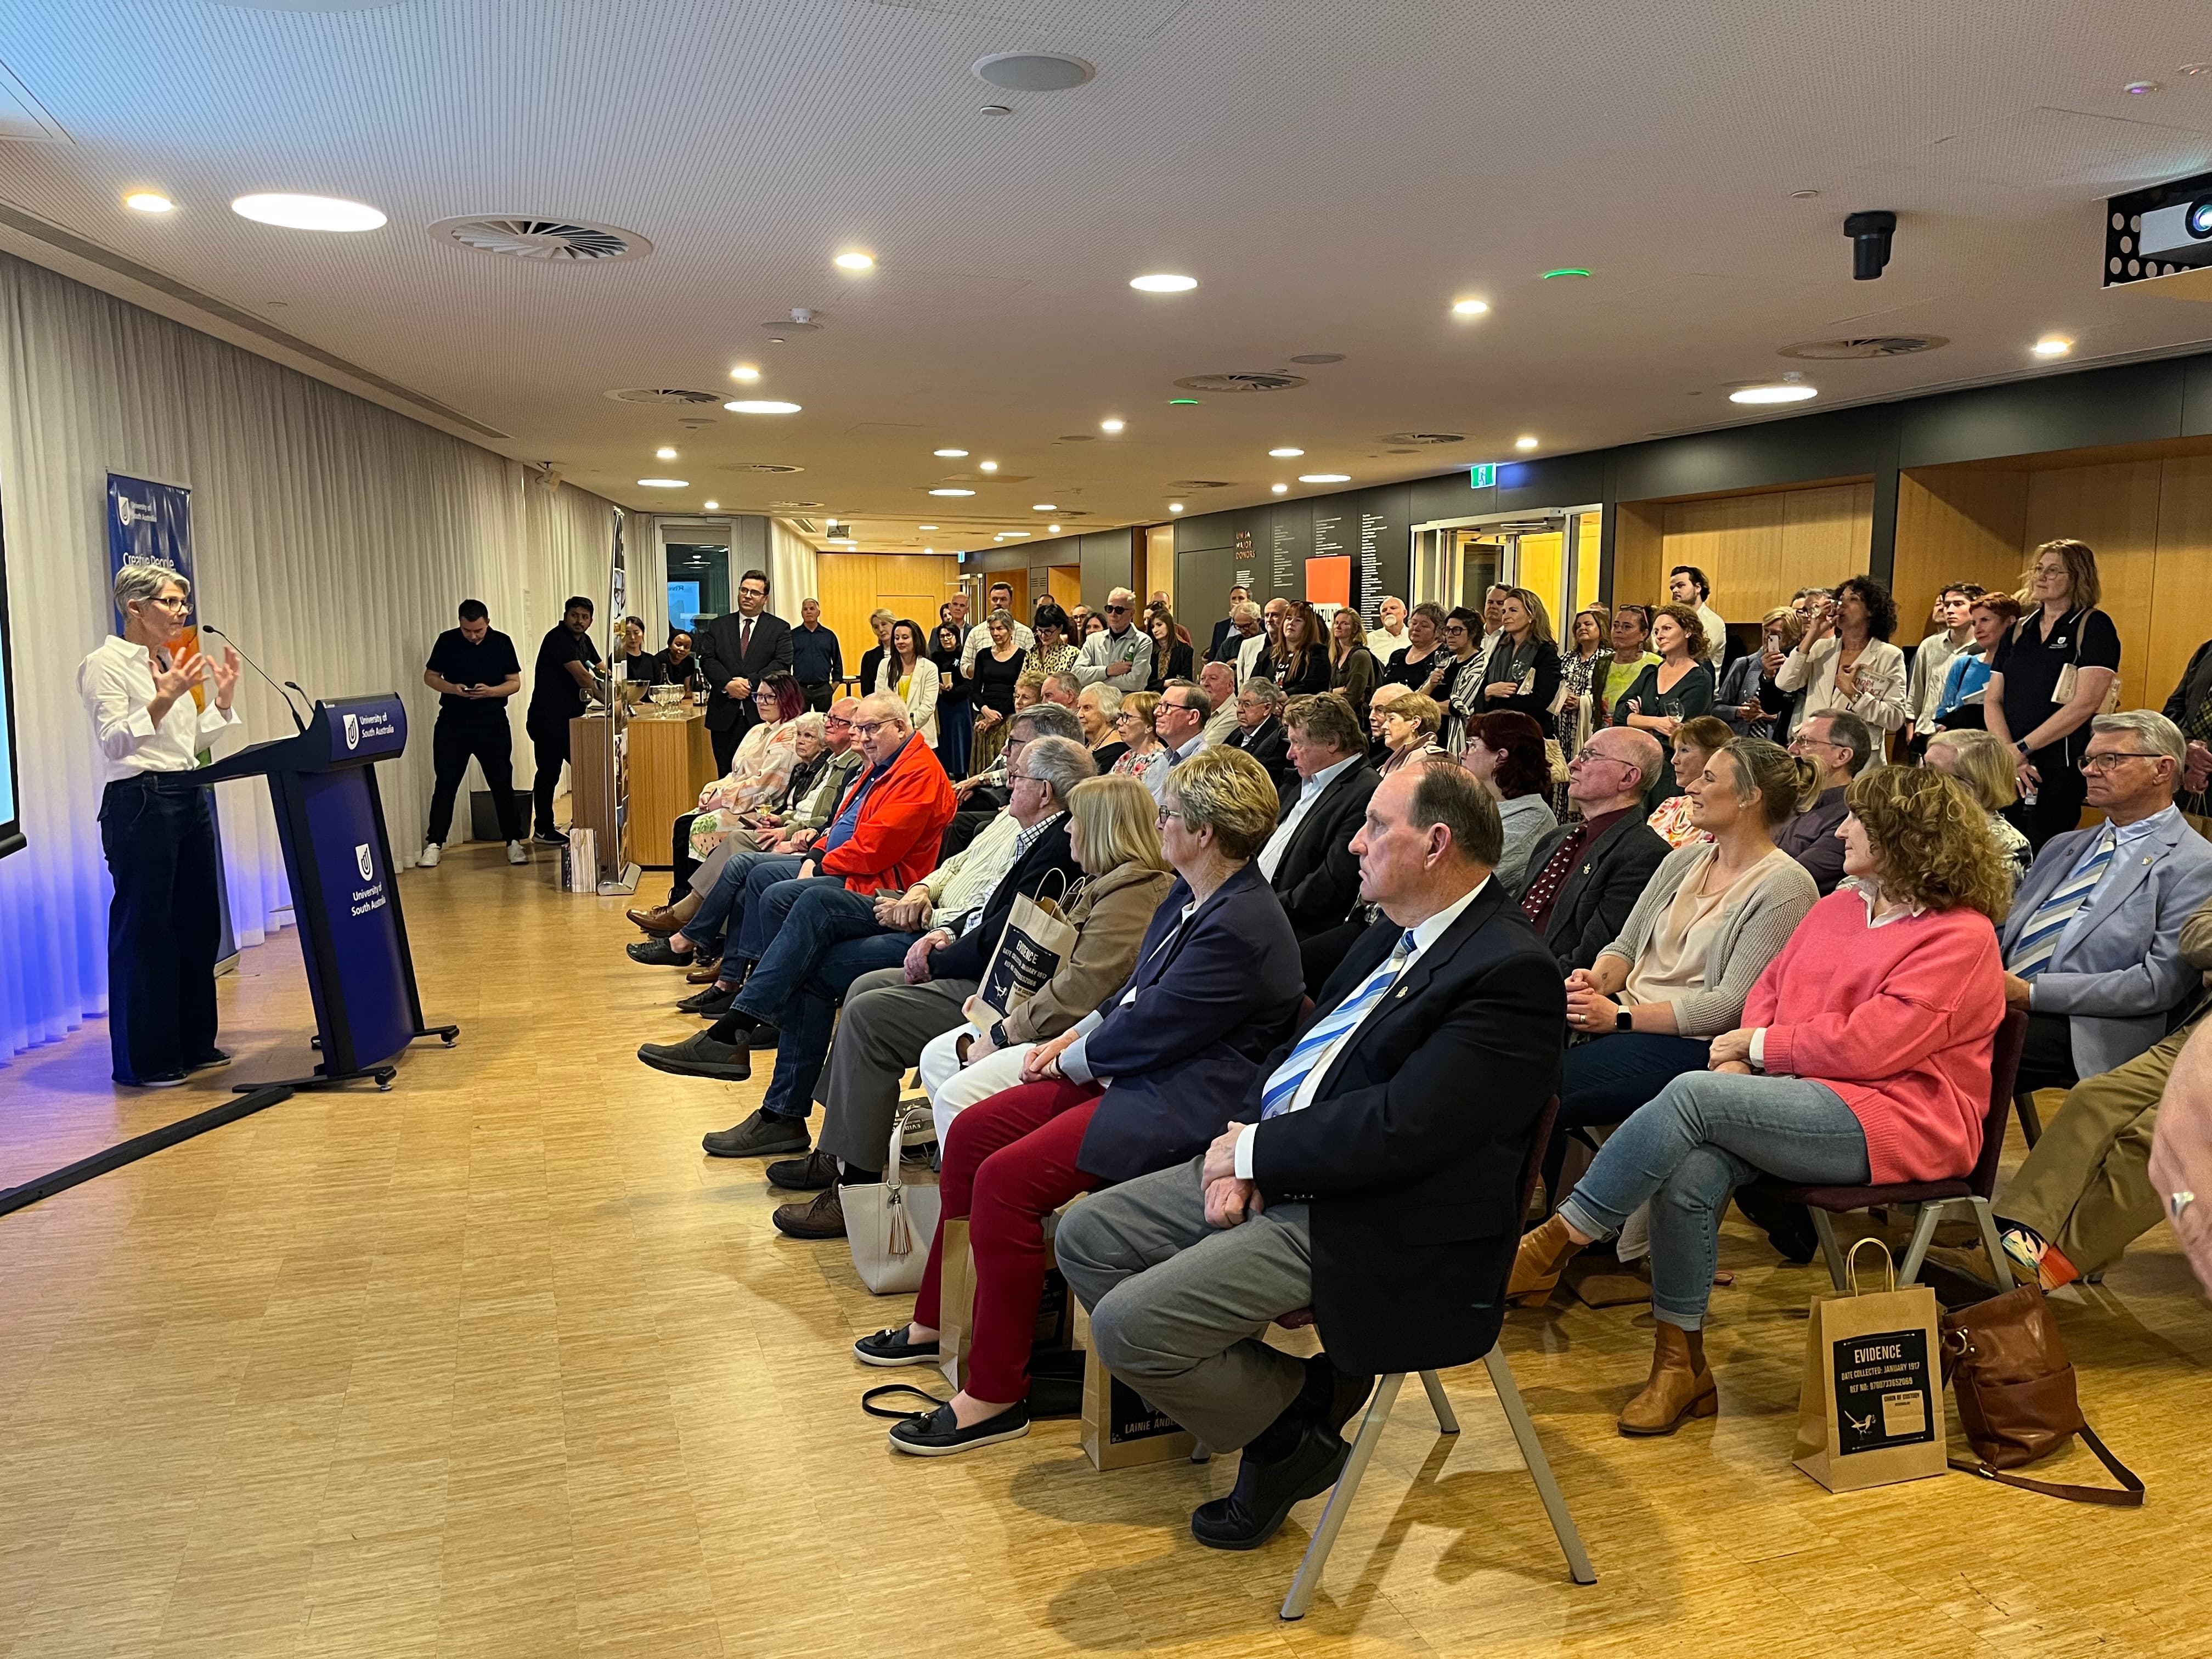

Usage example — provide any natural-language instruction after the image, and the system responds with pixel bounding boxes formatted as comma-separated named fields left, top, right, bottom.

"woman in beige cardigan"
left=1774, top=573, right=1909, bottom=736
left=1541, top=737, right=1821, bottom=1204
left=918, top=775, right=1175, bottom=1136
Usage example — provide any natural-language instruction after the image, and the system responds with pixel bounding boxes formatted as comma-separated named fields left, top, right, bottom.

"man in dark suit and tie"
left=1261, top=693, right=1378, bottom=937
left=1057, top=764, right=1564, bottom=1550
left=1517, top=726, right=1671, bottom=973
left=1223, top=676, right=1295, bottom=796
left=698, top=568, right=794, bottom=772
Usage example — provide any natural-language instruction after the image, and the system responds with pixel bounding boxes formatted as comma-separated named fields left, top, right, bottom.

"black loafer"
left=699, top=1108, right=807, bottom=1158
left=677, top=985, right=736, bottom=1015
left=855, top=1326, right=941, bottom=1367
left=628, top=938, right=692, bottom=967
left=887, top=1400, right=1031, bottom=1457
left=766, top=1148, right=840, bottom=1191
left=749, top=1021, right=780, bottom=1048
left=640, top=1031, right=752, bottom=1081
left=1190, top=1422, right=1349, bottom=1550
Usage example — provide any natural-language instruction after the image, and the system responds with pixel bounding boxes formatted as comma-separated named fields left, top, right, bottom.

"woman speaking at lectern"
left=76, top=564, right=242, bottom=1088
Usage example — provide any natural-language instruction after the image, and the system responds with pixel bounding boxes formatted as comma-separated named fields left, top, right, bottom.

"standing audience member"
left=1428, top=605, right=1489, bottom=752
left=1611, top=603, right=1715, bottom=803
left=1778, top=711, right=1876, bottom=895
left=1985, top=539, right=2122, bottom=850
left=1644, top=715, right=1736, bottom=848
left=1775, top=574, right=1908, bottom=740
left=1906, top=583, right=1984, bottom=748
left=873, top=618, right=940, bottom=746
left=1259, top=693, right=1380, bottom=938
left=1559, top=605, right=1611, bottom=703
left=1997, top=710, right=2212, bottom=1096
left=1923, top=728, right=2032, bottom=879
left=1147, top=607, right=1195, bottom=691
left=1929, top=593, right=2022, bottom=734
left=1514, top=765, right=2009, bottom=1435
left=931, top=620, right=973, bottom=778
left=1271, top=601, right=1331, bottom=697
left=1055, top=765, right=1562, bottom=1544
left=1327, top=607, right=1379, bottom=713
left=1383, top=601, right=1449, bottom=690
left=698, top=569, right=793, bottom=772
left=1219, top=601, right=1266, bottom=673
left=1074, top=588, right=1153, bottom=688
left=420, top=599, right=526, bottom=866
left=1479, top=588, right=1565, bottom=737
left=1716, top=608, right=1792, bottom=741
left=967, top=610, right=1028, bottom=771
left=1207, top=586, right=1252, bottom=662
left=2162, top=627, right=2212, bottom=821
left=790, top=597, right=842, bottom=710
left=1521, top=728, right=1671, bottom=972
left=1593, top=605, right=1659, bottom=726
left=1198, top=660, right=1241, bottom=746
left=856, top=609, right=895, bottom=703
left=1025, top=604, right=1080, bottom=679
left=1223, top=678, right=1294, bottom=794
left=1462, top=710, right=1558, bottom=890
left=1367, top=596, right=1410, bottom=665
left=1669, top=566, right=1728, bottom=669
left=961, top=582, right=1034, bottom=671
left=527, top=595, right=602, bottom=844
left=654, top=629, right=704, bottom=695
left=610, top=617, right=653, bottom=687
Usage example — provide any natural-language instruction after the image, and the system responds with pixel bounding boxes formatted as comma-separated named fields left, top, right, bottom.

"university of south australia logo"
left=342, top=713, right=360, bottom=750
left=356, top=843, right=374, bottom=882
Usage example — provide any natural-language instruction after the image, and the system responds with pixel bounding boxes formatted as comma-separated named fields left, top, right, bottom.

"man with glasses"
left=1223, top=676, right=1294, bottom=795
left=1997, top=710, right=2212, bottom=1097
left=1147, top=678, right=1213, bottom=808
left=1519, top=727, right=1670, bottom=974
left=698, top=568, right=793, bottom=773
left=1776, top=711, right=1875, bottom=895
left=1072, top=586, right=1153, bottom=689
left=78, top=565, right=245, bottom=1087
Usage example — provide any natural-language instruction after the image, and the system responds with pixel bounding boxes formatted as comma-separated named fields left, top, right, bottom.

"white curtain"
left=0, top=251, right=620, bottom=1066
left=770, top=517, right=819, bottom=615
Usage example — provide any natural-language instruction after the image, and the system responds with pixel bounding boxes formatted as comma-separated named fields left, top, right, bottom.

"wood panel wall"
left=1610, top=482, right=1875, bottom=626
left=816, top=553, right=963, bottom=676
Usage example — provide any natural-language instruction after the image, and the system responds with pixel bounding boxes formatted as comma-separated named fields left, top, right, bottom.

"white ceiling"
left=7, top=0, right=2212, bottom=555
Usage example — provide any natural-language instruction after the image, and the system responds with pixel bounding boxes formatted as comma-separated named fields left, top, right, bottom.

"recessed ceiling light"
left=979, top=460, right=998, bottom=471
left=1100, top=418, right=1125, bottom=433
left=924, top=545, right=935, bottom=552
left=730, top=364, right=761, bottom=381
left=918, top=523, right=939, bottom=529
left=1268, top=447, right=1304, bottom=458
left=979, top=104, right=1013, bottom=117
left=1451, top=297, right=1489, bottom=316
left=1003, top=529, right=1030, bottom=537
left=1129, top=273, right=1197, bottom=292
left=125, top=191, right=174, bottom=214
left=656, top=446, right=678, bottom=459
left=934, top=447, right=969, bottom=457
left=1298, top=473, right=1350, bottom=484
left=1271, top=483, right=1288, bottom=494
left=232, top=193, right=386, bottom=232
left=703, top=499, right=719, bottom=510
left=1515, top=435, right=1539, bottom=450
left=1032, top=503, right=1057, bottom=510
left=1048, top=524, right=1059, bottom=532
left=2033, top=336, right=2073, bottom=357
left=1169, top=503, right=1184, bottom=512
left=929, top=488, right=976, bottom=496
left=725, top=399, right=802, bottom=414
left=834, top=250, right=875, bottom=270
left=637, top=477, right=689, bottom=488
left=1728, top=383, right=1819, bottom=404
left=1539, top=267, right=1592, bottom=279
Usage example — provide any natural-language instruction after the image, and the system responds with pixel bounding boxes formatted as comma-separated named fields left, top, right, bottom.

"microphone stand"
left=201, top=625, right=307, bottom=733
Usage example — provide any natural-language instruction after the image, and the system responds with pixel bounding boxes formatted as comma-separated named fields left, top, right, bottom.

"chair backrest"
left=1516, top=1094, right=1562, bottom=1221
left=1970, top=1008, right=2030, bottom=1198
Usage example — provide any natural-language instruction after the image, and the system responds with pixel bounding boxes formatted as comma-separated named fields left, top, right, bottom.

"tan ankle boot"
left=1507, top=1214, right=1584, bottom=1307
left=1618, top=1323, right=1718, bottom=1436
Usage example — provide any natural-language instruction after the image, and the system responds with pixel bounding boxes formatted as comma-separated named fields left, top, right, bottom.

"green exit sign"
left=1469, top=464, right=1497, bottom=488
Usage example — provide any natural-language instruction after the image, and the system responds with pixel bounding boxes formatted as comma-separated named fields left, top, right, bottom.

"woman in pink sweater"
left=1510, top=765, right=2011, bottom=1435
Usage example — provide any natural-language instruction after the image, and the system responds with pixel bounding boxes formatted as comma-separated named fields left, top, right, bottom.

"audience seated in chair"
left=1924, top=726, right=2033, bottom=882
left=1776, top=710, right=1875, bottom=895
left=1519, top=727, right=1671, bottom=973
left=1056, top=765, right=1563, bottom=1548
left=1222, top=676, right=1296, bottom=796
left=1996, top=710, right=2212, bottom=1099
left=1463, top=710, right=1559, bottom=890
left=1260, top=692, right=1379, bottom=939
left=1513, top=765, right=2009, bottom=1436
left=852, top=747, right=1304, bottom=1458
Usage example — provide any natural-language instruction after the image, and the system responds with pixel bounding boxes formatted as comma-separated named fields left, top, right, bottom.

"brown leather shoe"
left=1617, top=1322, right=1718, bottom=1436
left=627, top=903, right=686, bottom=935
left=771, top=1186, right=846, bottom=1239
left=1507, top=1213, right=1584, bottom=1307
left=685, top=958, right=725, bottom=984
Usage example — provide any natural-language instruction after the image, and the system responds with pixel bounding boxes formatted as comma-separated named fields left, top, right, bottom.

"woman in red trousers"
left=857, top=747, right=1305, bottom=1457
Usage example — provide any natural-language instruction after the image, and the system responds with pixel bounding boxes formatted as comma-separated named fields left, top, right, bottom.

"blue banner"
left=106, top=473, right=196, bottom=625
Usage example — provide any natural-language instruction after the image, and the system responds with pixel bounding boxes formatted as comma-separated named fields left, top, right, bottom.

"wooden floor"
left=3, top=843, right=2209, bottom=1658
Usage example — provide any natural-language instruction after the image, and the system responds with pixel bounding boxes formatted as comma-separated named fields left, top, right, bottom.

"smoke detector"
left=1172, top=372, right=1307, bottom=394
left=763, top=307, right=825, bottom=335
left=1778, top=335, right=1948, bottom=360
left=1376, top=431, right=1465, bottom=445
left=431, top=216, right=651, bottom=263
left=605, top=388, right=723, bottom=406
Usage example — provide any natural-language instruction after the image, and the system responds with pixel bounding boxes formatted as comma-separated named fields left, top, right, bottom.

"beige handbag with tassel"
left=843, top=1104, right=943, bottom=1295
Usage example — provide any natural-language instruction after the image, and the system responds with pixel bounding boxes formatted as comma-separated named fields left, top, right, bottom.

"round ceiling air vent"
left=973, top=53, right=1096, bottom=91
left=727, top=462, right=804, bottom=474
left=1376, top=431, right=1465, bottom=445
left=605, top=388, right=723, bottom=406
left=432, top=216, right=651, bottom=263
left=1289, top=353, right=1346, bottom=364
left=1778, top=335, right=1948, bottom=360
left=1173, top=373, right=1308, bottom=394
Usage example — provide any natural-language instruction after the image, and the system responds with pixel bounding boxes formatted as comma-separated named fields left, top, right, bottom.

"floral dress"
left=688, top=719, right=798, bottom=859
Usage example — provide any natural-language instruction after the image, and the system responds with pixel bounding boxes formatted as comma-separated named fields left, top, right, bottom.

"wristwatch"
left=1615, top=1005, right=1634, bottom=1032
left=2015, top=739, right=2032, bottom=758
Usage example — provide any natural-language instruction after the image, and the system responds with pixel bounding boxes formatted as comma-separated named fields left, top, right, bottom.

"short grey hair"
left=1009, top=701, right=1083, bottom=744
left=1045, top=670, right=1082, bottom=702
left=793, top=711, right=828, bottom=741
left=1080, top=684, right=1125, bottom=717
left=1238, top=677, right=1285, bottom=710
left=2091, top=709, right=2186, bottom=765
left=857, top=690, right=910, bottom=730
left=988, top=608, right=1015, bottom=631
left=1231, top=601, right=1261, bottom=625
left=1107, top=586, right=1136, bottom=608
left=115, top=563, right=187, bottom=611
left=1018, top=735, right=1098, bottom=803
left=1804, top=709, right=1876, bottom=775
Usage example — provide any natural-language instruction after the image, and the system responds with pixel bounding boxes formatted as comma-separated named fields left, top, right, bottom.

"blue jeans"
left=758, top=933, right=918, bottom=1118
left=1544, top=1032, right=1714, bottom=1211
left=686, top=850, right=802, bottom=955
left=733, top=882, right=894, bottom=1026
left=1559, top=1071, right=1869, bottom=1330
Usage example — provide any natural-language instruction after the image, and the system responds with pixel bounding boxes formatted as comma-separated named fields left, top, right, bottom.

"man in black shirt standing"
left=790, top=596, right=842, bottom=712
left=421, top=599, right=527, bottom=866
left=527, top=595, right=603, bottom=845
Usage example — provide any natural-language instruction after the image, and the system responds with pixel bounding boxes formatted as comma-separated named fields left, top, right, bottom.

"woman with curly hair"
left=1509, top=763, right=2008, bottom=1436
left=1776, top=573, right=1909, bottom=735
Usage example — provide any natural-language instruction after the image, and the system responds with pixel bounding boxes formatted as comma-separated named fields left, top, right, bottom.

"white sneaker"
left=507, top=840, right=528, bottom=865
left=417, top=843, right=442, bottom=868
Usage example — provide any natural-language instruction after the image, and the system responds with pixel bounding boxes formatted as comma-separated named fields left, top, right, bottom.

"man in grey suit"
left=1999, top=710, right=2212, bottom=1095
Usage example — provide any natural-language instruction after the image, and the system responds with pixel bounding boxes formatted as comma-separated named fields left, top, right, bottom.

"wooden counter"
left=627, top=707, right=718, bottom=867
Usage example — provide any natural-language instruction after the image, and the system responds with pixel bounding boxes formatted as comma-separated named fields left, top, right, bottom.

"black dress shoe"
left=678, top=984, right=736, bottom=1015
left=855, top=1325, right=940, bottom=1367
left=766, top=1148, right=840, bottom=1191
left=185, top=1049, right=233, bottom=1074
left=119, top=1070, right=189, bottom=1089
left=628, top=938, right=693, bottom=967
left=699, top=1108, right=809, bottom=1158
left=639, top=1031, right=753, bottom=1081
left=749, top=1020, right=780, bottom=1048
left=1189, top=1422, right=1350, bottom=1550
left=887, top=1399, right=1031, bottom=1457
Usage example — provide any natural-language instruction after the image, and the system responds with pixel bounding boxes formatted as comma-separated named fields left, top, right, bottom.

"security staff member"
left=76, top=564, right=243, bottom=1088
left=419, top=599, right=526, bottom=867
left=527, top=595, right=603, bottom=844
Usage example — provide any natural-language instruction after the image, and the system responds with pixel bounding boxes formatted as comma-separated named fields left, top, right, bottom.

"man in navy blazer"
left=1223, top=678, right=1295, bottom=797
left=1058, top=764, right=1564, bottom=1550
left=697, top=568, right=795, bottom=772
left=1261, top=692, right=1379, bottom=938
left=1999, top=711, right=2212, bottom=1092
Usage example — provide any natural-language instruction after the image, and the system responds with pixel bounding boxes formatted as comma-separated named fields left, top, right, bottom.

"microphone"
left=201, top=625, right=308, bottom=733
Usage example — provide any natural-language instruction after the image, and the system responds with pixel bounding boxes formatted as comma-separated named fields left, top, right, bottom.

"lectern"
left=190, top=694, right=456, bottom=1091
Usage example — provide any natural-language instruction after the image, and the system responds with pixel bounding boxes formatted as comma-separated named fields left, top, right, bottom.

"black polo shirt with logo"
left=1991, top=607, right=2120, bottom=761
left=426, top=627, right=522, bottom=712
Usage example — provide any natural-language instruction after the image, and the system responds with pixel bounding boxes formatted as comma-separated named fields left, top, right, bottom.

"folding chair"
left=1279, top=1095, right=1596, bottom=1621
left=1740, top=1009, right=2028, bottom=1293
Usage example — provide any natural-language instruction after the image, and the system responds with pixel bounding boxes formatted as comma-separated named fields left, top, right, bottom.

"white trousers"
left=917, top=1024, right=1037, bottom=1143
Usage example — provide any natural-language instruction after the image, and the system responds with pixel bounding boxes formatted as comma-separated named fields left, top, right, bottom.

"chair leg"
left=2014, top=1091, right=2043, bottom=1147
left=1895, top=1200, right=1944, bottom=1286
left=1970, top=1197, right=2013, bottom=1291
left=1281, top=1374, right=1403, bottom=1621
left=1812, top=1207, right=1849, bottom=1291
left=1418, top=1370, right=1460, bottom=1435
left=1483, top=1348, right=1598, bottom=1585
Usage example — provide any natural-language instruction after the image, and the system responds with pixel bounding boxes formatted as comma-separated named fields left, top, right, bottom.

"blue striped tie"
left=2010, top=827, right=2115, bottom=979
left=1260, top=930, right=1419, bottom=1119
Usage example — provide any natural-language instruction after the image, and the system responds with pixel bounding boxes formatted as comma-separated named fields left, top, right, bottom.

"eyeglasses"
left=826, top=715, right=853, bottom=728
left=852, top=719, right=894, bottom=738
left=1572, top=750, right=1638, bottom=771
left=1789, top=735, right=1846, bottom=753
left=147, top=596, right=190, bottom=612
left=2079, top=751, right=2165, bottom=773
left=1156, top=806, right=1186, bottom=826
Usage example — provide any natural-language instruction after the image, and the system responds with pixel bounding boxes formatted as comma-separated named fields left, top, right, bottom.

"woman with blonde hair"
left=1478, top=586, right=1564, bottom=737
left=1644, top=714, right=1737, bottom=847
left=1718, top=606, right=1796, bottom=740
left=1513, top=764, right=2008, bottom=1436
left=1327, top=606, right=1379, bottom=712
left=1377, top=692, right=1449, bottom=776
left=1984, top=538, right=2121, bottom=850
left=1925, top=727, right=2032, bottom=880
left=1109, top=689, right=1169, bottom=790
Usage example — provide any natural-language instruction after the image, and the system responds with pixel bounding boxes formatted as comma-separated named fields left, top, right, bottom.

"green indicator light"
left=1167, top=398, right=1200, bottom=404
left=1540, top=268, right=1592, bottom=279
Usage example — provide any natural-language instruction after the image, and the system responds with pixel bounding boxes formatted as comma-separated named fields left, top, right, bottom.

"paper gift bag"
left=1080, top=1345, right=1198, bottom=1471
left=934, top=1218, right=977, bottom=1391
left=971, top=874, right=1079, bottom=1028
left=1793, top=1237, right=1946, bottom=1493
